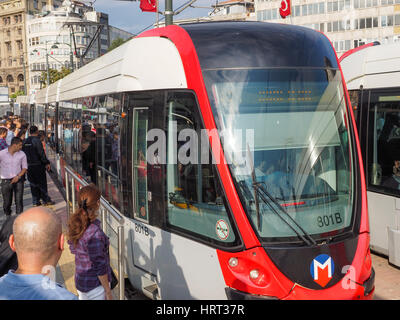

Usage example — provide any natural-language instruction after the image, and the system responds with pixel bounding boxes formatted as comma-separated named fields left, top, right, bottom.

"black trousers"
left=27, top=165, right=51, bottom=205
left=1, top=179, right=24, bottom=216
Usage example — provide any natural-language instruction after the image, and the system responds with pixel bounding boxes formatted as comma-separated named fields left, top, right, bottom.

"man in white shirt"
left=0, top=137, right=27, bottom=216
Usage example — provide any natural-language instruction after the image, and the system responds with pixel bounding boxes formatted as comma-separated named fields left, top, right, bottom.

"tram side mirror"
left=371, top=163, right=382, bottom=185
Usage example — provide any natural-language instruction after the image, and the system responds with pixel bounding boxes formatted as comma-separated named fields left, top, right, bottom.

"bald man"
left=0, top=207, right=77, bottom=299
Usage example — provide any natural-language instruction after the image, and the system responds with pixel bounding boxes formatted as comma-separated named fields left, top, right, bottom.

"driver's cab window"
left=165, top=91, right=239, bottom=246
left=368, top=90, right=400, bottom=193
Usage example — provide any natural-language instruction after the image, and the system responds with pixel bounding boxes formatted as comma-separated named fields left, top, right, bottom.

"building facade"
left=255, top=0, right=400, bottom=56
left=0, top=0, right=62, bottom=96
left=27, top=5, right=98, bottom=93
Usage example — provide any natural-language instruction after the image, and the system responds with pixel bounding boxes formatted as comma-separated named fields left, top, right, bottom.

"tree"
left=10, top=91, right=24, bottom=99
left=41, top=67, right=72, bottom=87
left=108, top=38, right=128, bottom=52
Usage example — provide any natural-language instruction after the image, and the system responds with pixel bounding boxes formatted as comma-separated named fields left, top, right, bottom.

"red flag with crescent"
left=279, top=0, right=291, bottom=18
left=140, top=0, right=157, bottom=12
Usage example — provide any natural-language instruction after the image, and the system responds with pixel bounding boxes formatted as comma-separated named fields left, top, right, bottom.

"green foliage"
left=41, top=67, right=72, bottom=87
left=10, top=91, right=25, bottom=99
left=108, top=38, right=128, bottom=52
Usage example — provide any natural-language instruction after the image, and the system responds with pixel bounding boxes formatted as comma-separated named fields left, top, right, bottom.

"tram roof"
left=181, top=21, right=339, bottom=70
left=37, top=21, right=339, bottom=104
left=37, top=35, right=188, bottom=104
left=341, top=42, right=400, bottom=90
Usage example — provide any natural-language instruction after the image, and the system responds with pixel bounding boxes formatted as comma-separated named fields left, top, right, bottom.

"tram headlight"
left=249, top=269, right=260, bottom=280
left=228, top=257, right=239, bottom=268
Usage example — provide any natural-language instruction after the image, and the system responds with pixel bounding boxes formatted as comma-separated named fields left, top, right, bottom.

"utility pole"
left=165, top=0, right=173, bottom=26
left=46, top=50, right=50, bottom=87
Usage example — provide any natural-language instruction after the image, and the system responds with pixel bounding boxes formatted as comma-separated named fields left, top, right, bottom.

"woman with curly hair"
left=67, top=184, right=112, bottom=300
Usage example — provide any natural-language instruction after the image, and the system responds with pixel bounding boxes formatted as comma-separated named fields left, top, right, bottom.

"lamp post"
left=54, top=41, right=74, bottom=72
left=32, top=41, right=59, bottom=87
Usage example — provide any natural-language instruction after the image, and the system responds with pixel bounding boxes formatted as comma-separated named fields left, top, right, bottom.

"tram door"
left=130, top=107, right=156, bottom=276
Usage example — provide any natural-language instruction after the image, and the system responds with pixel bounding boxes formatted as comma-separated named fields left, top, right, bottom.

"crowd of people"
left=0, top=114, right=113, bottom=300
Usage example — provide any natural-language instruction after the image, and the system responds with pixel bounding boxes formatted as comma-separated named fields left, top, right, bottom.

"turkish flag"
left=279, top=0, right=291, bottom=18
left=140, top=0, right=157, bottom=12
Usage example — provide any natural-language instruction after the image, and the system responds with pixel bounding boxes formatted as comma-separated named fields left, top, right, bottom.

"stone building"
left=0, top=0, right=62, bottom=96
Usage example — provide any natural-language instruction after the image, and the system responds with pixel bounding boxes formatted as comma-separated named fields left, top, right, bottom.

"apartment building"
left=0, top=0, right=62, bottom=95
left=255, top=0, right=400, bottom=56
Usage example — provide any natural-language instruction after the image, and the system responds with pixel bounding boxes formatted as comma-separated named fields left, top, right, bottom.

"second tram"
left=341, top=42, right=400, bottom=267
left=30, top=22, right=374, bottom=299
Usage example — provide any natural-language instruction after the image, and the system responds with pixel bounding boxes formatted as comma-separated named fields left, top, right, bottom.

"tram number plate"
left=317, top=213, right=343, bottom=228
left=134, top=222, right=149, bottom=236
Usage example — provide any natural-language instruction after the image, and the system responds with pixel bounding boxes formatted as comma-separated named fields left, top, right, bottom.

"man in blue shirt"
left=0, top=207, right=77, bottom=300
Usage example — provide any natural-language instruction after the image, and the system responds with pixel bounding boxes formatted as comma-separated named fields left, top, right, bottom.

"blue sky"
left=93, top=0, right=214, bottom=35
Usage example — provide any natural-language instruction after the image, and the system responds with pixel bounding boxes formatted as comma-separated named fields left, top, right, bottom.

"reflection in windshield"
left=204, top=68, right=354, bottom=242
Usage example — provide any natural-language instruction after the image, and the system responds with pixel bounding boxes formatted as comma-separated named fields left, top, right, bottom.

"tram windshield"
left=204, top=68, right=355, bottom=243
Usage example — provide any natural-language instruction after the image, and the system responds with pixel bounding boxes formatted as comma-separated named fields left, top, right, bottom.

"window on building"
left=373, top=17, right=379, bottom=27
left=382, top=15, right=387, bottom=26
left=388, top=15, right=394, bottom=26
left=302, top=4, right=308, bottom=15
left=333, top=20, right=339, bottom=31
left=360, top=18, right=366, bottom=28
left=395, top=14, right=400, bottom=25
left=345, top=40, right=351, bottom=50
left=293, top=5, right=300, bottom=16
left=319, top=2, right=325, bottom=13
left=6, top=75, right=14, bottom=83
left=366, top=17, right=372, bottom=28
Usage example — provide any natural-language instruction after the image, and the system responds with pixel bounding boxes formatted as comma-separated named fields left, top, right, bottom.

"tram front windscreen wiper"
left=244, top=144, right=316, bottom=247
left=253, top=181, right=317, bottom=247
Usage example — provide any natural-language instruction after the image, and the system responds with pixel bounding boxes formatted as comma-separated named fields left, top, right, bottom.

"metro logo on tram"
left=310, top=254, right=335, bottom=287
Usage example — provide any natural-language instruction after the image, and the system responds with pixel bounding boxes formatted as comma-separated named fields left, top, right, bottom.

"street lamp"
left=31, top=42, right=59, bottom=87
left=54, top=41, right=74, bottom=72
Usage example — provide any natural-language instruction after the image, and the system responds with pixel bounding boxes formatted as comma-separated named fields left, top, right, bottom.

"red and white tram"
left=31, top=22, right=374, bottom=299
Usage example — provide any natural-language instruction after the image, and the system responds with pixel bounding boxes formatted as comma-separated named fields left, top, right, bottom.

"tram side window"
left=368, top=90, right=400, bottom=194
left=96, top=94, right=123, bottom=210
left=59, top=101, right=75, bottom=165
left=47, top=103, right=56, bottom=150
left=81, top=97, right=98, bottom=184
left=71, top=101, right=82, bottom=173
left=164, top=91, right=239, bottom=246
left=349, top=90, right=360, bottom=124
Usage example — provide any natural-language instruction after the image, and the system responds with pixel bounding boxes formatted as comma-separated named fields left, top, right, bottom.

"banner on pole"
left=279, top=0, right=291, bottom=18
left=140, top=0, right=157, bottom=12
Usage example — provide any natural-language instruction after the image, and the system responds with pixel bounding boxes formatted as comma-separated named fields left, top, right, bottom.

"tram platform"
left=0, top=173, right=400, bottom=300
left=0, top=172, right=134, bottom=300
